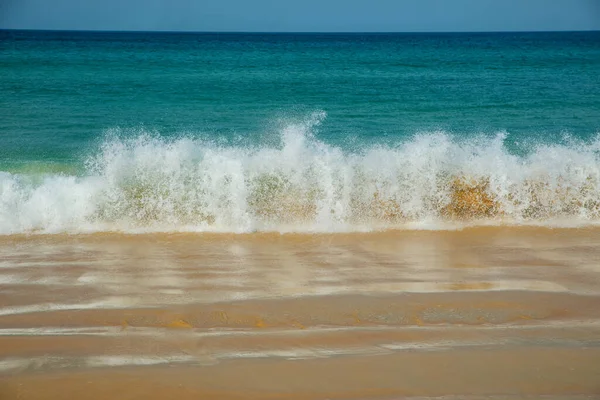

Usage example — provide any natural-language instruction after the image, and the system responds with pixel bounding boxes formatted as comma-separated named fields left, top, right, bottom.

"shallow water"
left=1, top=228, right=600, bottom=398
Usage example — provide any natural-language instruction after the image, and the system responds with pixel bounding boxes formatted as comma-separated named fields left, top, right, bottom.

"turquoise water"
left=1, top=30, right=600, bottom=233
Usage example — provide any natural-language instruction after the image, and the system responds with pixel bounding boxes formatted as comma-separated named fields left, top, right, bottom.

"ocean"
left=3, top=29, right=600, bottom=397
left=1, top=30, right=600, bottom=234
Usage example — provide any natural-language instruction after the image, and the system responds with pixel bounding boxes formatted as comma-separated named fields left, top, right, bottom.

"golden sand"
left=1, top=227, right=600, bottom=399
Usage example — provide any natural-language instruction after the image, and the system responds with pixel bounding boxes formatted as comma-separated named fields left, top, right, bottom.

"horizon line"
left=1, top=28, right=599, bottom=35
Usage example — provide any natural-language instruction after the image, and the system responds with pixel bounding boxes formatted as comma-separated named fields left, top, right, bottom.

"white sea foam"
left=2, top=113, right=600, bottom=234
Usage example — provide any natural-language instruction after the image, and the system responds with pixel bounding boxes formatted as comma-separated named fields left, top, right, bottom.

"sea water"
left=1, top=30, right=600, bottom=234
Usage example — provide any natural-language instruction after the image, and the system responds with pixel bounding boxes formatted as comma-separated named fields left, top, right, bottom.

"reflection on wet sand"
left=1, top=227, right=600, bottom=399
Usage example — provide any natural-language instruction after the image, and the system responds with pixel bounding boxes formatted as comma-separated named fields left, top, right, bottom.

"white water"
left=2, top=114, right=600, bottom=234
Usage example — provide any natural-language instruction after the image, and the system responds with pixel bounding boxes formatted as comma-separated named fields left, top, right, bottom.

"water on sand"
left=1, top=228, right=600, bottom=398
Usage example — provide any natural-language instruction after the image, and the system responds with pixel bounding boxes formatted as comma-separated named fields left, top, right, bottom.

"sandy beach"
left=0, top=227, right=599, bottom=399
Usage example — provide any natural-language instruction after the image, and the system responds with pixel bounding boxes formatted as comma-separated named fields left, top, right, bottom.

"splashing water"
left=2, top=113, right=600, bottom=234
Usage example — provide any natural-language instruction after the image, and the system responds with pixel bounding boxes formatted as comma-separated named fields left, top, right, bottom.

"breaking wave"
left=2, top=113, right=600, bottom=234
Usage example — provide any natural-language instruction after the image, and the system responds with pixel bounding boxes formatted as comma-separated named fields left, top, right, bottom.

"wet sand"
left=1, top=227, right=600, bottom=399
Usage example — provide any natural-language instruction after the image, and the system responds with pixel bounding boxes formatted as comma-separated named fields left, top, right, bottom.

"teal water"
left=1, top=30, right=600, bottom=233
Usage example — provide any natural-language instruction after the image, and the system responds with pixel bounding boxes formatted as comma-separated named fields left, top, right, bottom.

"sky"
left=1, top=0, right=599, bottom=32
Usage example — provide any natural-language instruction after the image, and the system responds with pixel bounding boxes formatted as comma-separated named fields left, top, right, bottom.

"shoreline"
left=3, top=222, right=600, bottom=238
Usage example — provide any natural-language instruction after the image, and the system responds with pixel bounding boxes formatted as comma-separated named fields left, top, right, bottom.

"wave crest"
left=2, top=115, right=600, bottom=234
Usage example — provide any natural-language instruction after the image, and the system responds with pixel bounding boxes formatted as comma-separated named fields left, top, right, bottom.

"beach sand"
left=1, top=227, right=600, bottom=399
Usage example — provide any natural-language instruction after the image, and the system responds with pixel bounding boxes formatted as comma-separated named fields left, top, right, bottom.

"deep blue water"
left=1, top=30, right=599, bottom=168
